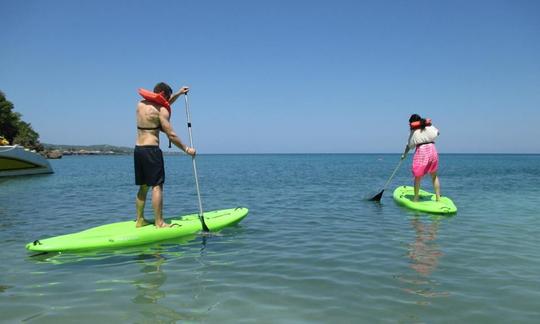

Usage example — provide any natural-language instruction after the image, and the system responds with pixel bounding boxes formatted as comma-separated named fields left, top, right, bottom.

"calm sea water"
left=1, top=154, right=539, bottom=323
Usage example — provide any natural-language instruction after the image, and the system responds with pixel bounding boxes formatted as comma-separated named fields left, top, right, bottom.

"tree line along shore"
left=1, top=91, right=41, bottom=150
left=1, top=90, right=134, bottom=159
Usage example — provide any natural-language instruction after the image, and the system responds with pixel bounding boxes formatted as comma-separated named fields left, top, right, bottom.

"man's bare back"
left=136, top=101, right=161, bottom=146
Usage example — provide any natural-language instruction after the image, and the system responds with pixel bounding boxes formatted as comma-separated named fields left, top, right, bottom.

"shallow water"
left=1, top=154, right=539, bottom=323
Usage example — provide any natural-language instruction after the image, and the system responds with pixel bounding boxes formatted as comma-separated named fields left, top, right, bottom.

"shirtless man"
left=135, top=82, right=196, bottom=228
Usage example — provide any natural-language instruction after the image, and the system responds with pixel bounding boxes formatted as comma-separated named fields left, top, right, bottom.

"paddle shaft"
left=382, top=158, right=404, bottom=191
left=184, top=94, right=209, bottom=231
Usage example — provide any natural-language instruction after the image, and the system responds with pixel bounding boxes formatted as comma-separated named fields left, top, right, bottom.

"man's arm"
left=159, top=109, right=196, bottom=156
left=168, top=86, right=189, bottom=105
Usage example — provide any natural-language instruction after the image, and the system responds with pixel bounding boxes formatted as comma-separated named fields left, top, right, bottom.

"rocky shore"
left=42, top=144, right=134, bottom=159
left=43, top=150, right=63, bottom=159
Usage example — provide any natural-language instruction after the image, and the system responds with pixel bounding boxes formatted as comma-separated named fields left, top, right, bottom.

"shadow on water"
left=408, top=217, right=443, bottom=277
left=26, top=233, right=204, bottom=265
left=128, top=232, right=230, bottom=322
left=396, top=214, right=454, bottom=303
left=24, top=229, right=240, bottom=322
left=131, top=253, right=195, bottom=322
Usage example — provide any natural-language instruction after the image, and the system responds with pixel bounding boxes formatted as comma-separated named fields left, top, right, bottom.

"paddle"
left=369, top=157, right=404, bottom=201
left=183, top=93, right=210, bottom=232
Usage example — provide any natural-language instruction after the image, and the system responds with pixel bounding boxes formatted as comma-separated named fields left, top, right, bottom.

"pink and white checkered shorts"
left=412, top=143, right=439, bottom=177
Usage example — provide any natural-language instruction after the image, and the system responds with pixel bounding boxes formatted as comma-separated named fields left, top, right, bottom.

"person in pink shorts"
left=401, top=114, right=441, bottom=202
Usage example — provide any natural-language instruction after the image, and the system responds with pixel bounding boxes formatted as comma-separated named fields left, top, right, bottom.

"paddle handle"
left=184, top=94, right=209, bottom=231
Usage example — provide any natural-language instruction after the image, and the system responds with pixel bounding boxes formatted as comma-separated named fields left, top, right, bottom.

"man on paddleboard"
left=135, top=82, right=196, bottom=228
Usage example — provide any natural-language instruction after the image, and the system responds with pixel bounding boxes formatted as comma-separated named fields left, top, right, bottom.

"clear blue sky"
left=1, top=0, right=539, bottom=153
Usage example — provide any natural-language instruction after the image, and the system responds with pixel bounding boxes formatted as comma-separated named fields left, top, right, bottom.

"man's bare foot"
left=413, top=196, right=420, bottom=202
left=155, top=221, right=172, bottom=228
left=136, top=218, right=151, bottom=228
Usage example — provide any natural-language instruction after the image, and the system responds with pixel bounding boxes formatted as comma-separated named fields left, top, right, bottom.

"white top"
left=407, top=125, right=439, bottom=149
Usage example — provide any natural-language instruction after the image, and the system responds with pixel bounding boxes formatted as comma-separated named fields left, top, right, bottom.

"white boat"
left=0, top=145, right=54, bottom=177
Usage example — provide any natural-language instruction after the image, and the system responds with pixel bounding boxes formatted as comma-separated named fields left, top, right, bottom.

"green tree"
left=14, top=121, right=43, bottom=151
left=0, top=91, right=20, bottom=143
left=0, top=90, right=42, bottom=150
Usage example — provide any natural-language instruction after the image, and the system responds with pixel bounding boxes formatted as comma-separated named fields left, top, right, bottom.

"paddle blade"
left=369, top=190, right=384, bottom=201
left=202, top=223, right=210, bottom=232
left=199, top=215, right=210, bottom=232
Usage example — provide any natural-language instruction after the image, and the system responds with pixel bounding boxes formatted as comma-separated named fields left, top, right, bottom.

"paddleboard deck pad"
left=27, top=207, right=248, bottom=252
left=393, top=186, right=457, bottom=214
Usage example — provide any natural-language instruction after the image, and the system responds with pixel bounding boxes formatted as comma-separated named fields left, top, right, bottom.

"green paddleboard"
left=26, top=207, right=248, bottom=252
left=393, top=186, right=457, bottom=214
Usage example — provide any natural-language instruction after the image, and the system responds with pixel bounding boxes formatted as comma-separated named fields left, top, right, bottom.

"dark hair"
left=409, top=113, right=428, bottom=130
left=153, top=82, right=173, bottom=100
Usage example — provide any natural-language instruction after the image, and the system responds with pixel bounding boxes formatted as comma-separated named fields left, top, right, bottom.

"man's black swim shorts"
left=134, top=145, right=164, bottom=186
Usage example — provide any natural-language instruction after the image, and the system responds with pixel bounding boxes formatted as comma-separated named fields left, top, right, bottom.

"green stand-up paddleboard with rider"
left=395, top=114, right=457, bottom=214
left=27, top=83, right=248, bottom=252
left=369, top=114, right=457, bottom=214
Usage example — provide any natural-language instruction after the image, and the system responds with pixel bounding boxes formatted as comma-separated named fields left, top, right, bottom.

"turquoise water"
left=1, top=154, right=540, bottom=323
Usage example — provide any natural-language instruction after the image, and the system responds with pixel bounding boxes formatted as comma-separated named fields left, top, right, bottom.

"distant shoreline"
left=41, top=143, right=539, bottom=156
left=43, top=143, right=132, bottom=157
